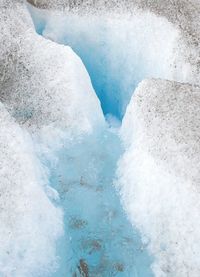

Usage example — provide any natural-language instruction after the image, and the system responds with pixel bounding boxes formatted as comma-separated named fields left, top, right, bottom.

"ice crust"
left=118, top=79, right=200, bottom=276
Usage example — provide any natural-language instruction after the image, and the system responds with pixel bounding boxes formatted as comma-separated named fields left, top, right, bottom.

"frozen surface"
left=0, top=103, right=63, bottom=276
left=118, top=79, right=200, bottom=276
left=29, top=6, right=180, bottom=119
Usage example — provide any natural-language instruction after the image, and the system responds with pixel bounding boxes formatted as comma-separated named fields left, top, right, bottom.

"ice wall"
left=118, top=79, right=200, bottom=276
left=29, top=5, right=180, bottom=119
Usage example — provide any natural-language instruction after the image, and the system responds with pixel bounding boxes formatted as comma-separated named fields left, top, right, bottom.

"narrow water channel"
left=49, top=128, right=153, bottom=276
left=26, top=5, right=175, bottom=276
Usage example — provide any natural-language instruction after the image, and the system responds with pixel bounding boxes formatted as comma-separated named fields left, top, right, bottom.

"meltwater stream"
left=26, top=4, right=177, bottom=276
left=49, top=129, right=153, bottom=276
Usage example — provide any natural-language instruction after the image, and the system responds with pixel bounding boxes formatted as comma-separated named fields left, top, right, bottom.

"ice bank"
left=118, top=79, right=200, bottom=276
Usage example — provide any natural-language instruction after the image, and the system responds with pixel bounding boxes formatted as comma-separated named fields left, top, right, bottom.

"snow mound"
left=0, top=102, right=63, bottom=277
left=117, top=79, right=200, bottom=276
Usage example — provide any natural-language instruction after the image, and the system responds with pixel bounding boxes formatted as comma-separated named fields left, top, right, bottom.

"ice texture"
left=118, top=79, right=200, bottom=276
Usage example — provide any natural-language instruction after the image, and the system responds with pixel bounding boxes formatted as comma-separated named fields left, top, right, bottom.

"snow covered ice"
left=1, top=0, right=200, bottom=276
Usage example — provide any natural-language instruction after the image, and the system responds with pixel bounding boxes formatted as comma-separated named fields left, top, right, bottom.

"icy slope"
left=118, top=79, right=200, bottom=276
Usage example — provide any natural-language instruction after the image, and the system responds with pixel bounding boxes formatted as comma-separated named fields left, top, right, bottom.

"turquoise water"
left=48, top=129, right=153, bottom=276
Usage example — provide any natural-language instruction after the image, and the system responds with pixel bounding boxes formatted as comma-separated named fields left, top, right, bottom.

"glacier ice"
left=1, top=0, right=200, bottom=276
left=117, top=79, right=200, bottom=277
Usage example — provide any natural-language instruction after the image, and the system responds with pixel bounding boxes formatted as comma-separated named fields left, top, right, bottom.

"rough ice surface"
left=1, top=0, right=200, bottom=276
left=0, top=103, right=63, bottom=276
left=29, top=5, right=181, bottom=119
left=118, top=79, right=200, bottom=277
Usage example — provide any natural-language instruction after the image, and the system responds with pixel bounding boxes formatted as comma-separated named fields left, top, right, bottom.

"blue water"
left=49, top=129, right=153, bottom=276
left=28, top=5, right=154, bottom=276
